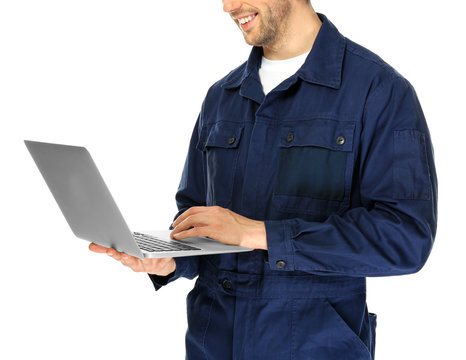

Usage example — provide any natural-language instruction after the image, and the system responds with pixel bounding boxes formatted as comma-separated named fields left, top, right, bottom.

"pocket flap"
left=197, top=122, right=244, bottom=150
left=280, top=120, right=355, bottom=152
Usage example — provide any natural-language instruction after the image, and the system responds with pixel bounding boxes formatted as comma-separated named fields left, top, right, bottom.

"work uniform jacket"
left=150, top=13, right=438, bottom=360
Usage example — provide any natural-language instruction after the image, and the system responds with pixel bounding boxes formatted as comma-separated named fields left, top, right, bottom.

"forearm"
left=265, top=199, right=436, bottom=276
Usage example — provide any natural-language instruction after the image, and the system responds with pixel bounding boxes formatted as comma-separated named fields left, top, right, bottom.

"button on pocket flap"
left=197, top=122, right=244, bottom=151
left=280, top=120, right=355, bottom=152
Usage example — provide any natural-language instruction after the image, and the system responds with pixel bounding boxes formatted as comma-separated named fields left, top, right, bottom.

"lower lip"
left=240, top=15, right=258, bottom=31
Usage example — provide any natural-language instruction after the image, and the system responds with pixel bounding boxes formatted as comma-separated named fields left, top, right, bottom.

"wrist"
left=241, top=220, right=267, bottom=250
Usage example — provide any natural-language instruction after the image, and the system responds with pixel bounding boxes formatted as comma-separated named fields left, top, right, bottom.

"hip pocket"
left=291, top=298, right=373, bottom=360
left=186, top=284, right=215, bottom=356
left=249, top=296, right=373, bottom=360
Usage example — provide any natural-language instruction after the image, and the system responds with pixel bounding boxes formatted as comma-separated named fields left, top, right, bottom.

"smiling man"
left=90, top=1, right=437, bottom=359
left=228, top=0, right=318, bottom=60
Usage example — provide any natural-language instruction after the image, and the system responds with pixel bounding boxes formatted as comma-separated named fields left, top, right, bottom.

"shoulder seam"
left=363, top=74, right=410, bottom=125
left=345, top=42, right=403, bottom=80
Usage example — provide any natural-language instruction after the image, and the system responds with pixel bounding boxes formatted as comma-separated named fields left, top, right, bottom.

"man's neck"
left=263, top=4, right=322, bottom=60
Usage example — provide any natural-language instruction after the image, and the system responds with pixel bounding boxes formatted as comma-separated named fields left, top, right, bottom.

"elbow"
left=409, top=235, right=434, bottom=274
left=409, top=213, right=437, bottom=274
left=382, top=202, right=437, bottom=275
left=393, top=223, right=435, bottom=276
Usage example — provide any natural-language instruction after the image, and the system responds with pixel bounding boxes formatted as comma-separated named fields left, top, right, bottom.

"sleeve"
left=149, top=113, right=206, bottom=290
left=265, top=76, right=438, bottom=277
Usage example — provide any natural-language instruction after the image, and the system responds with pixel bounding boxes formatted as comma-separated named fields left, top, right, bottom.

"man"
left=90, top=0, right=437, bottom=359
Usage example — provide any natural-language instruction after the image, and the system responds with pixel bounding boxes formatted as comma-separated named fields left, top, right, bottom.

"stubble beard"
left=243, top=0, right=292, bottom=48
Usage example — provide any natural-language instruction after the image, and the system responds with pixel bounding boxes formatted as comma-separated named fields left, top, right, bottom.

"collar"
left=220, top=13, right=346, bottom=91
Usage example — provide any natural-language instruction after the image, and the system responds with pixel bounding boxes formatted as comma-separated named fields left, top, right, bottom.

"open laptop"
left=25, top=140, right=253, bottom=259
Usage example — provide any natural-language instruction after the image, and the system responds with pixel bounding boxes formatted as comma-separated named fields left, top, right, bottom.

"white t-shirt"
left=259, top=51, right=310, bottom=95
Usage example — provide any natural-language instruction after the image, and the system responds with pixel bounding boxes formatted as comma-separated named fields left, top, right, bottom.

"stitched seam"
left=362, top=76, right=408, bottom=133
left=393, top=130, right=431, bottom=200
left=346, top=42, right=398, bottom=75
left=325, top=299, right=372, bottom=358
left=286, top=221, right=296, bottom=270
left=257, top=114, right=357, bottom=123
left=203, top=120, right=246, bottom=126
left=201, top=295, right=215, bottom=360
left=291, top=299, right=296, bottom=360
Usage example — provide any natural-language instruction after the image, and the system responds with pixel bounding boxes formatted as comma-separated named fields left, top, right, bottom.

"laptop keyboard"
left=133, top=232, right=201, bottom=252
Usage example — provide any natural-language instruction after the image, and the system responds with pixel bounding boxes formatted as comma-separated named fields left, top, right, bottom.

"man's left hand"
left=170, top=206, right=267, bottom=250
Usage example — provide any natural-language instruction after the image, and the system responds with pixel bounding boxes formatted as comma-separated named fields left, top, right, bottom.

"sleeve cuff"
left=148, top=256, right=199, bottom=291
left=264, top=219, right=295, bottom=272
left=148, top=271, right=176, bottom=291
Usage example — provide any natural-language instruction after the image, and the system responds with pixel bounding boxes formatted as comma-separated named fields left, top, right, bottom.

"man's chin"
left=243, top=37, right=255, bottom=46
left=242, top=33, right=259, bottom=47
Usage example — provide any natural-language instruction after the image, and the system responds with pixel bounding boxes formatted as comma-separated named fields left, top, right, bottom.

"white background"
left=0, top=0, right=464, bottom=359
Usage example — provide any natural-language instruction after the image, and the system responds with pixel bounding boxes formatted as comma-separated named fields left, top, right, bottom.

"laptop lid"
left=25, top=140, right=144, bottom=258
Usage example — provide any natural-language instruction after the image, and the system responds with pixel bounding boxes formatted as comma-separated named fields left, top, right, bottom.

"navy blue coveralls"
left=150, top=14, right=438, bottom=360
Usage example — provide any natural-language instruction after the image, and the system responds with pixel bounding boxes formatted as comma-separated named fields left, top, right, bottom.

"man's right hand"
left=89, top=243, right=176, bottom=276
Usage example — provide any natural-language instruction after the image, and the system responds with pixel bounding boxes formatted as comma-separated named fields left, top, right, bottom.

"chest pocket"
left=197, top=122, right=244, bottom=208
left=273, top=119, right=356, bottom=219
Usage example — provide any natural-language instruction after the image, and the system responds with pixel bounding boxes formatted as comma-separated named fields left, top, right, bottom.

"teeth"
left=239, top=14, right=256, bottom=25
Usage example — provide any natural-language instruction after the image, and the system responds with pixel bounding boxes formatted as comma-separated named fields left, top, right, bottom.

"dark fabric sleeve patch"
left=393, top=130, right=431, bottom=200
left=275, top=146, right=346, bottom=201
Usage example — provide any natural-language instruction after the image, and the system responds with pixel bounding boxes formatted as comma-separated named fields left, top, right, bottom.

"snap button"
left=286, top=133, right=294, bottom=143
left=228, top=137, right=236, bottom=145
left=222, top=279, right=232, bottom=290
left=336, top=136, right=346, bottom=145
left=276, top=260, right=286, bottom=269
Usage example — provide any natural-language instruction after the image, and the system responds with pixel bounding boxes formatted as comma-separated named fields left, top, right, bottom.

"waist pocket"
left=291, top=298, right=373, bottom=360
left=197, top=121, right=244, bottom=208
left=273, top=119, right=356, bottom=219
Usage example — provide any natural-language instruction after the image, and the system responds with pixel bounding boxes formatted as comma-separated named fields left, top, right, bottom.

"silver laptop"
left=25, top=140, right=253, bottom=259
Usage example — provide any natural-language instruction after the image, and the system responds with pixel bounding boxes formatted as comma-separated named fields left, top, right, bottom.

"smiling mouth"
left=238, top=13, right=257, bottom=25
